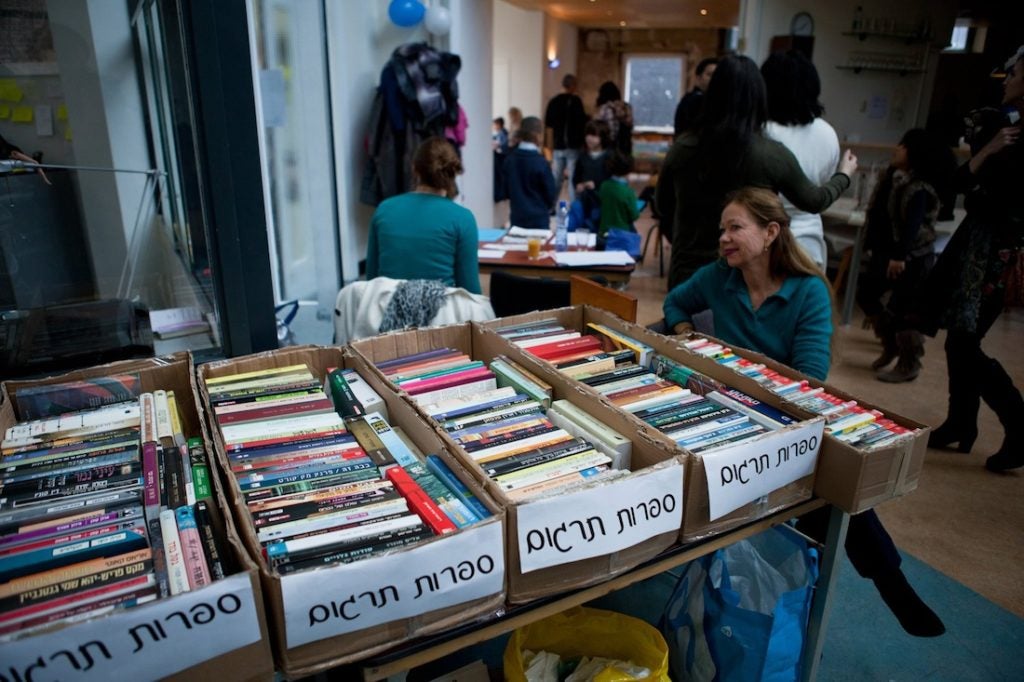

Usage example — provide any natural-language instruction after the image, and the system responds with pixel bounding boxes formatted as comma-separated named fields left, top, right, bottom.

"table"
left=478, top=245, right=635, bottom=285
left=345, top=498, right=849, bottom=681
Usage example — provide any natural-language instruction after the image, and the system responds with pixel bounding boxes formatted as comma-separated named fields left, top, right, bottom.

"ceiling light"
left=548, top=58, right=561, bottom=69
left=619, top=20, right=626, bottom=26
left=700, top=8, right=708, bottom=15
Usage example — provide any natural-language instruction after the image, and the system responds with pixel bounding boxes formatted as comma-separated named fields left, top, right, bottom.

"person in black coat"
left=502, top=117, right=557, bottom=230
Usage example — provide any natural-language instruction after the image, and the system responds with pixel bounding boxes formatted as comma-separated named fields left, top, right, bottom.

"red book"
left=403, top=367, right=495, bottom=396
left=385, top=467, right=456, bottom=535
left=604, top=380, right=677, bottom=404
left=215, top=397, right=334, bottom=425
left=528, top=336, right=603, bottom=361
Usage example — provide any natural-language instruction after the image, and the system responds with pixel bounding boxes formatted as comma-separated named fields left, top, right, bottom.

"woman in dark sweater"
left=655, top=55, right=857, bottom=289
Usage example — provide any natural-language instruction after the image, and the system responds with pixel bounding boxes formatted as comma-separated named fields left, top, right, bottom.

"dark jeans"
left=797, top=507, right=900, bottom=579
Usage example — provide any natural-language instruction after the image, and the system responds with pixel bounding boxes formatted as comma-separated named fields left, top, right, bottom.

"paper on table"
left=478, top=249, right=506, bottom=260
left=477, top=227, right=508, bottom=242
left=553, top=250, right=635, bottom=267
left=508, top=226, right=554, bottom=239
left=486, top=243, right=529, bottom=251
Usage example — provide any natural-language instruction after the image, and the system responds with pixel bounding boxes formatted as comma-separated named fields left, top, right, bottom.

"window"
left=624, top=55, right=685, bottom=133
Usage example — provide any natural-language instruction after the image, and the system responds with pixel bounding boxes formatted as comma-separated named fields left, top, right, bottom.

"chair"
left=569, top=275, right=637, bottom=323
left=639, top=221, right=667, bottom=277
left=488, top=271, right=570, bottom=318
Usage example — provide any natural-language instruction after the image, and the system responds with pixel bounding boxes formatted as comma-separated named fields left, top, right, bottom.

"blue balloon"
left=388, top=0, right=425, bottom=27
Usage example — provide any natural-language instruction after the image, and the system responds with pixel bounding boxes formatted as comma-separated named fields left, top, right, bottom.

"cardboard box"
left=0, top=355, right=274, bottom=682
left=669, top=332, right=929, bottom=514
left=475, top=307, right=825, bottom=542
left=195, top=346, right=506, bottom=677
left=348, top=324, right=685, bottom=604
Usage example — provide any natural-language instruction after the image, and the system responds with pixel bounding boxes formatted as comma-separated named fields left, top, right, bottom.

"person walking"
left=544, top=74, right=587, bottom=204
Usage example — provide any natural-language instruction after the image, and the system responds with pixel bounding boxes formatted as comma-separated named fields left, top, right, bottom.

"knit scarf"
left=379, top=279, right=449, bottom=334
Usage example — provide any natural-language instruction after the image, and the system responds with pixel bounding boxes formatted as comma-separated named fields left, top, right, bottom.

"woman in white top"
left=761, top=50, right=840, bottom=270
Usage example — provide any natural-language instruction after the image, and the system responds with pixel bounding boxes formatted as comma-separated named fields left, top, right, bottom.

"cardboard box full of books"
left=0, top=354, right=274, bottom=682
left=668, top=332, right=929, bottom=514
left=347, top=324, right=685, bottom=605
left=195, top=346, right=506, bottom=677
left=474, top=307, right=825, bottom=542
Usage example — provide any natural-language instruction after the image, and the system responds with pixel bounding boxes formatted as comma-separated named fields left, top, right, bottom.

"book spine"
left=194, top=501, right=226, bottom=581
left=386, top=466, right=456, bottom=535
left=327, top=370, right=365, bottom=419
left=425, top=455, right=491, bottom=518
left=159, top=509, right=190, bottom=595
left=175, top=506, right=212, bottom=590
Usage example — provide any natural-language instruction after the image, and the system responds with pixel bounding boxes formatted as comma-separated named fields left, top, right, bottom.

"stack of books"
left=494, top=320, right=798, bottom=453
left=682, top=337, right=918, bottom=450
left=204, top=364, right=490, bottom=575
left=374, top=350, right=631, bottom=501
left=0, top=380, right=227, bottom=637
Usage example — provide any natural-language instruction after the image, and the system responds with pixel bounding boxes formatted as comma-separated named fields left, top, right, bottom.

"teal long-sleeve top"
left=663, top=262, right=833, bottom=380
left=366, top=192, right=481, bottom=294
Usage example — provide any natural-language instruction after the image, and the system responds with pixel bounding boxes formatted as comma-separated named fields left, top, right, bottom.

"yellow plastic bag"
left=504, top=606, right=670, bottom=681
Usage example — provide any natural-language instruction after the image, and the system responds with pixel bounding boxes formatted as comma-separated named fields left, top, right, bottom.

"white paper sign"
left=0, top=573, right=261, bottom=682
left=515, top=464, right=684, bottom=574
left=553, top=250, right=635, bottom=267
left=281, top=521, right=504, bottom=648
left=702, top=420, right=824, bottom=521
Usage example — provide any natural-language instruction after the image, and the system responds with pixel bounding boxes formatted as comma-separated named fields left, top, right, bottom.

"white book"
left=498, top=452, right=611, bottom=491
left=514, top=332, right=582, bottom=348
left=547, top=400, right=631, bottom=469
left=420, top=386, right=518, bottom=417
left=219, top=412, right=345, bottom=442
left=160, top=508, right=191, bottom=595
left=594, top=374, right=662, bottom=396
left=153, top=390, right=172, bottom=441
left=441, top=400, right=544, bottom=431
left=411, top=378, right=499, bottom=408
left=341, top=369, right=388, bottom=420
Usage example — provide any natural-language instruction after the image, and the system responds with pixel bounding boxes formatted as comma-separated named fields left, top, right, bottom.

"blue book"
left=425, top=455, right=491, bottom=519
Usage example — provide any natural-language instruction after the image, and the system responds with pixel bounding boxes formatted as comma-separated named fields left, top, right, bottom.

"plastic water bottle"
left=555, top=200, right=569, bottom=252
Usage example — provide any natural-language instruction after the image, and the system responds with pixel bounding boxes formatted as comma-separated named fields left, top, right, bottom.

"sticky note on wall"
left=0, top=105, right=10, bottom=119
left=56, top=103, right=68, bottom=121
left=0, top=79, right=24, bottom=102
left=11, top=106, right=33, bottom=123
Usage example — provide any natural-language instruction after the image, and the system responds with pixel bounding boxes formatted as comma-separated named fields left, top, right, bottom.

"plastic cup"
left=527, top=238, right=541, bottom=259
left=575, top=228, right=591, bottom=250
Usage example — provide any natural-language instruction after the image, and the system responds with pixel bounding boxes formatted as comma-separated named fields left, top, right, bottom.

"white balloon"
left=424, top=6, right=451, bottom=35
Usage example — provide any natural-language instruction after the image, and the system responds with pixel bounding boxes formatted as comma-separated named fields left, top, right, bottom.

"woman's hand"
left=886, top=259, right=906, bottom=279
left=673, top=322, right=695, bottom=335
left=838, top=149, right=858, bottom=176
left=10, top=150, right=50, bottom=185
left=969, top=126, right=1019, bottom=174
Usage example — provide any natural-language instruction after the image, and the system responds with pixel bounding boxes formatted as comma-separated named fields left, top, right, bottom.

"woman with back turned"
left=366, top=136, right=481, bottom=294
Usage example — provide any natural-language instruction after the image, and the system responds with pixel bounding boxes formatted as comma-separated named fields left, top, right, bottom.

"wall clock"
left=791, top=11, right=814, bottom=36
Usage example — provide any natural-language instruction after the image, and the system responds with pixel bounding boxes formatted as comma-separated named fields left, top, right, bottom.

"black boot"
left=873, top=569, right=946, bottom=637
left=869, top=313, right=898, bottom=370
left=928, top=419, right=978, bottom=453
left=979, top=358, right=1024, bottom=472
left=876, top=330, right=923, bottom=383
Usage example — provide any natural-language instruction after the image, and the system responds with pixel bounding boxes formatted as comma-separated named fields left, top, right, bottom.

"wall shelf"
left=836, top=64, right=925, bottom=76
left=841, top=30, right=929, bottom=45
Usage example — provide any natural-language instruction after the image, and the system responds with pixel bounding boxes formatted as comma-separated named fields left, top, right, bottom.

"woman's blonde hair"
left=413, top=137, right=462, bottom=199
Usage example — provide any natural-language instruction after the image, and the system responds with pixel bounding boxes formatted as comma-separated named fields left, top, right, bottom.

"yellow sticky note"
left=64, top=125, right=73, bottom=141
left=11, top=106, right=33, bottom=123
left=56, top=103, right=68, bottom=121
left=0, top=105, right=10, bottom=119
left=0, top=79, right=23, bottom=103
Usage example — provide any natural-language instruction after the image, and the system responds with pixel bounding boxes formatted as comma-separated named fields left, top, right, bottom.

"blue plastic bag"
left=605, top=228, right=642, bottom=259
left=661, top=526, right=819, bottom=682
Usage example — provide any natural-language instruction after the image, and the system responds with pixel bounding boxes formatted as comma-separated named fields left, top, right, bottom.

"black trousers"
left=943, top=291, right=1023, bottom=427
left=797, top=507, right=900, bottom=579
left=857, top=250, right=934, bottom=331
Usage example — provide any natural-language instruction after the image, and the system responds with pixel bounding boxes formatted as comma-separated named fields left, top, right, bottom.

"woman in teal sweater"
left=663, top=187, right=944, bottom=638
left=366, top=137, right=481, bottom=294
